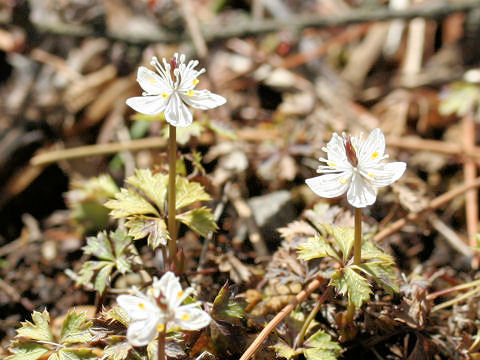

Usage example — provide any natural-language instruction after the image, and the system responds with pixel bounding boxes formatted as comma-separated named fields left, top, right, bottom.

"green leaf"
left=126, top=169, right=168, bottom=212
left=176, top=207, right=218, bottom=237
left=126, top=216, right=169, bottom=249
left=330, top=267, right=371, bottom=310
left=75, top=230, right=135, bottom=294
left=211, top=283, right=246, bottom=325
left=361, top=241, right=395, bottom=264
left=5, top=342, right=50, bottom=360
left=106, top=188, right=159, bottom=218
left=303, top=348, right=339, bottom=360
left=175, top=177, right=211, bottom=210
left=50, top=348, right=96, bottom=360
left=16, top=310, right=53, bottom=342
left=103, top=336, right=133, bottom=360
left=323, top=225, right=354, bottom=262
left=439, top=82, right=480, bottom=116
left=297, top=235, right=340, bottom=262
left=271, top=342, right=297, bottom=359
left=59, top=311, right=93, bottom=345
left=103, top=306, right=130, bottom=327
left=304, top=330, right=342, bottom=352
left=355, top=262, right=399, bottom=294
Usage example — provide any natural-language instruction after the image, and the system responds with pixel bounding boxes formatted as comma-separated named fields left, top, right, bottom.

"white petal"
left=358, top=128, right=385, bottom=164
left=346, top=174, right=377, bottom=208
left=126, top=95, right=168, bottom=115
left=180, top=90, right=226, bottom=110
left=164, top=93, right=193, bottom=127
left=305, top=172, right=351, bottom=198
left=367, top=162, right=406, bottom=187
left=136, top=66, right=169, bottom=95
left=324, top=133, right=348, bottom=164
left=117, top=295, right=159, bottom=321
left=154, top=272, right=183, bottom=309
left=126, top=317, right=160, bottom=347
left=174, top=307, right=211, bottom=331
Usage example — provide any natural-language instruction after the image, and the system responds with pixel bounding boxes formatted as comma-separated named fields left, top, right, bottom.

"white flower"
left=126, top=53, right=226, bottom=127
left=117, top=272, right=211, bottom=347
left=305, top=128, right=406, bottom=208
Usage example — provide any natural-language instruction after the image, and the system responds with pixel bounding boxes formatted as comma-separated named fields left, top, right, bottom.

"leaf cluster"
left=298, top=224, right=399, bottom=310
left=6, top=310, right=95, bottom=360
left=105, top=168, right=217, bottom=249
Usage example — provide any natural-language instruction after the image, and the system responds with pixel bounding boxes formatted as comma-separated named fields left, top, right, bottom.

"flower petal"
left=126, top=317, right=160, bottom=347
left=367, top=162, right=406, bottom=187
left=358, top=128, right=385, bottom=164
left=180, top=89, right=226, bottom=110
left=136, top=66, right=169, bottom=95
left=324, top=133, right=349, bottom=165
left=305, top=172, right=351, bottom=199
left=346, top=174, right=377, bottom=208
left=164, top=92, right=193, bottom=127
left=117, top=295, right=159, bottom=321
left=154, top=272, right=183, bottom=309
left=174, top=307, right=211, bottom=331
left=126, top=95, right=168, bottom=115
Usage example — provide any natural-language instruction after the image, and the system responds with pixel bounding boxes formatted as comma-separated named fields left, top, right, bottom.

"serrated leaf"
left=103, top=306, right=130, bottom=327
left=304, top=330, right=341, bottom=353
left=271, top=342, right=297, bottom=359
left=49, top=348, right=96, bottom=360
left=176, top=207, right=218, bottom=237
left=323, top=225, right=354, bottom=262
left=93, top=263, right=114, bottom=294
left=303, top=348, right=339, bottom=360
left=355, top=262, right=399, bottom=294
left=16, top=310, right=53, bottom=342
left=175, top=177, right=211, bottom=210
left=330, top=267, right=371, bottom=310
left=361, top=241, right=394, bottom=264
left=126, top=169, right=168, bottom=212
left=297, top=235, right=340, bottom=262
left=59, top=311, right=93, bottom=345
left=126, top=216, right=169, bottom=249
left=5, top=342, right=50, bottom=360
left=106, top=188, right=159, bottom=218
left=83, top=232, right=114, bottom=261
left=211, top=283, right=246, bottom=325
left=103, top=336, right=133, bottom=360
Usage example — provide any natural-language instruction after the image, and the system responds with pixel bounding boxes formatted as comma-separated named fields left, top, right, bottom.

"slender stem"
left=294, top=287, right=332, bottom=349
left=353, top=207, right=362, bottom=265
left=168, top=125, right=178, bottom=270
left=345, top=302, right=355, bottom=324
left=157, top=326, right=166, bottom=360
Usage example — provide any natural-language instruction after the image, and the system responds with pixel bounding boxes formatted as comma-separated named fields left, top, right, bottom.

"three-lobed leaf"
left=330, top=267, right=371, bottom=310
left=176, top=207, right=218, bottom=238
left=126, top=216, right=169, bottom=249
left=297, top=234, right=340, bottom=262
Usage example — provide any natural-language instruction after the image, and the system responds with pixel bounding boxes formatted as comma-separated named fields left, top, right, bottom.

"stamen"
left=162, top=93, right=169, bottom=98
left=157, top=323, right=165, bottom=332
left=181, top=313, right=190, bottom=321
left=368, top=173, right=375, bottom=178
left=371, top=151, right=379, bottom=160
left=177, top=291, right=184, bottom=298
left=138, top=303, right=146, bottom=310
left=193, top=79, right=199, bottom=85
left=187, top=90, right=195, bottom=97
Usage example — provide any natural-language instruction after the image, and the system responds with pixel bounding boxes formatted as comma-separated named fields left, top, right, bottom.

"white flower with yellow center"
left=306, top=128, right=406, bottom=208
left=117, top=272, right=211, bottom=347
left=126, top=53, right=226, bottom=127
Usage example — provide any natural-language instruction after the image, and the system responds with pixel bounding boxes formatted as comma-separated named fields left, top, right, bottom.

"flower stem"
left=168, top=124, right=178, bottom=271
left=157, top=326, right=166, bottom=360
left=353, top=207, right=362, bottom=266
left=294, top=286, right=332, bottom=349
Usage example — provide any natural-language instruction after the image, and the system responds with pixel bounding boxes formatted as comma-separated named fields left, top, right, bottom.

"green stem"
left=295, top=287, right=332, bottom=349
left=345, top=301, right=355, bottom=324
left=168, top=124, right=178, bottom=271
left=353, top=207, right=362, bottom=265
left=157, top=326, right=166, bottom=360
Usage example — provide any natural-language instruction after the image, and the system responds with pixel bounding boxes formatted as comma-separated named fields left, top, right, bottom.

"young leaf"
left=103, top=336, right=133, bottom=360
left=126, top=169, right=168, bottom=212
left=175, top=176, right=211, bottom=210
left=361, top=241, right=395, bottom=264
left=271, top=342, right=298, bottom=359
left=50, top=348, right=96, bottom=360
left=106, top=188, right=159, bottom=218
left=211, top=283, right=246, bottom=326
left=126, top=216, right=169, bottom=249
left=303, top=329, right=342, bottom=354
left=59, top=311, right=93, bottom=345
left=5, top=342, right=49, bottom=360
left=323, top=225, right=354, bottom=262
left=297, top=235, right=340, bottom=262
left=16, top=310, right=53, bottom=342
left=75, top=229, right=137, bottom=294
left=176, top=207, right=218, bottom=237
left=355, top=262, right=399, bottom=294
left=330, top=267, right=371, bottom=310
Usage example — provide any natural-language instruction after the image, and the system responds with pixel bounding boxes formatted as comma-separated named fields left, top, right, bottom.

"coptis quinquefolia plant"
left=126, top=53, right=226, bottom=271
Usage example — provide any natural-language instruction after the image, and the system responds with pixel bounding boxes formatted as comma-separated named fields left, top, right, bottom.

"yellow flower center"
left=138, top=303, right=146, bottom=310
left=187, top=90, right=195, bottom=97
left=161, top=93, right=169, bottom=98
left=371, top=151, right=379, bottom=160
left=181, top=313, right=190, bottom=321
left=192, top=79, right=199, bottom=85
left=368, top=173, right=375, bottom=178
